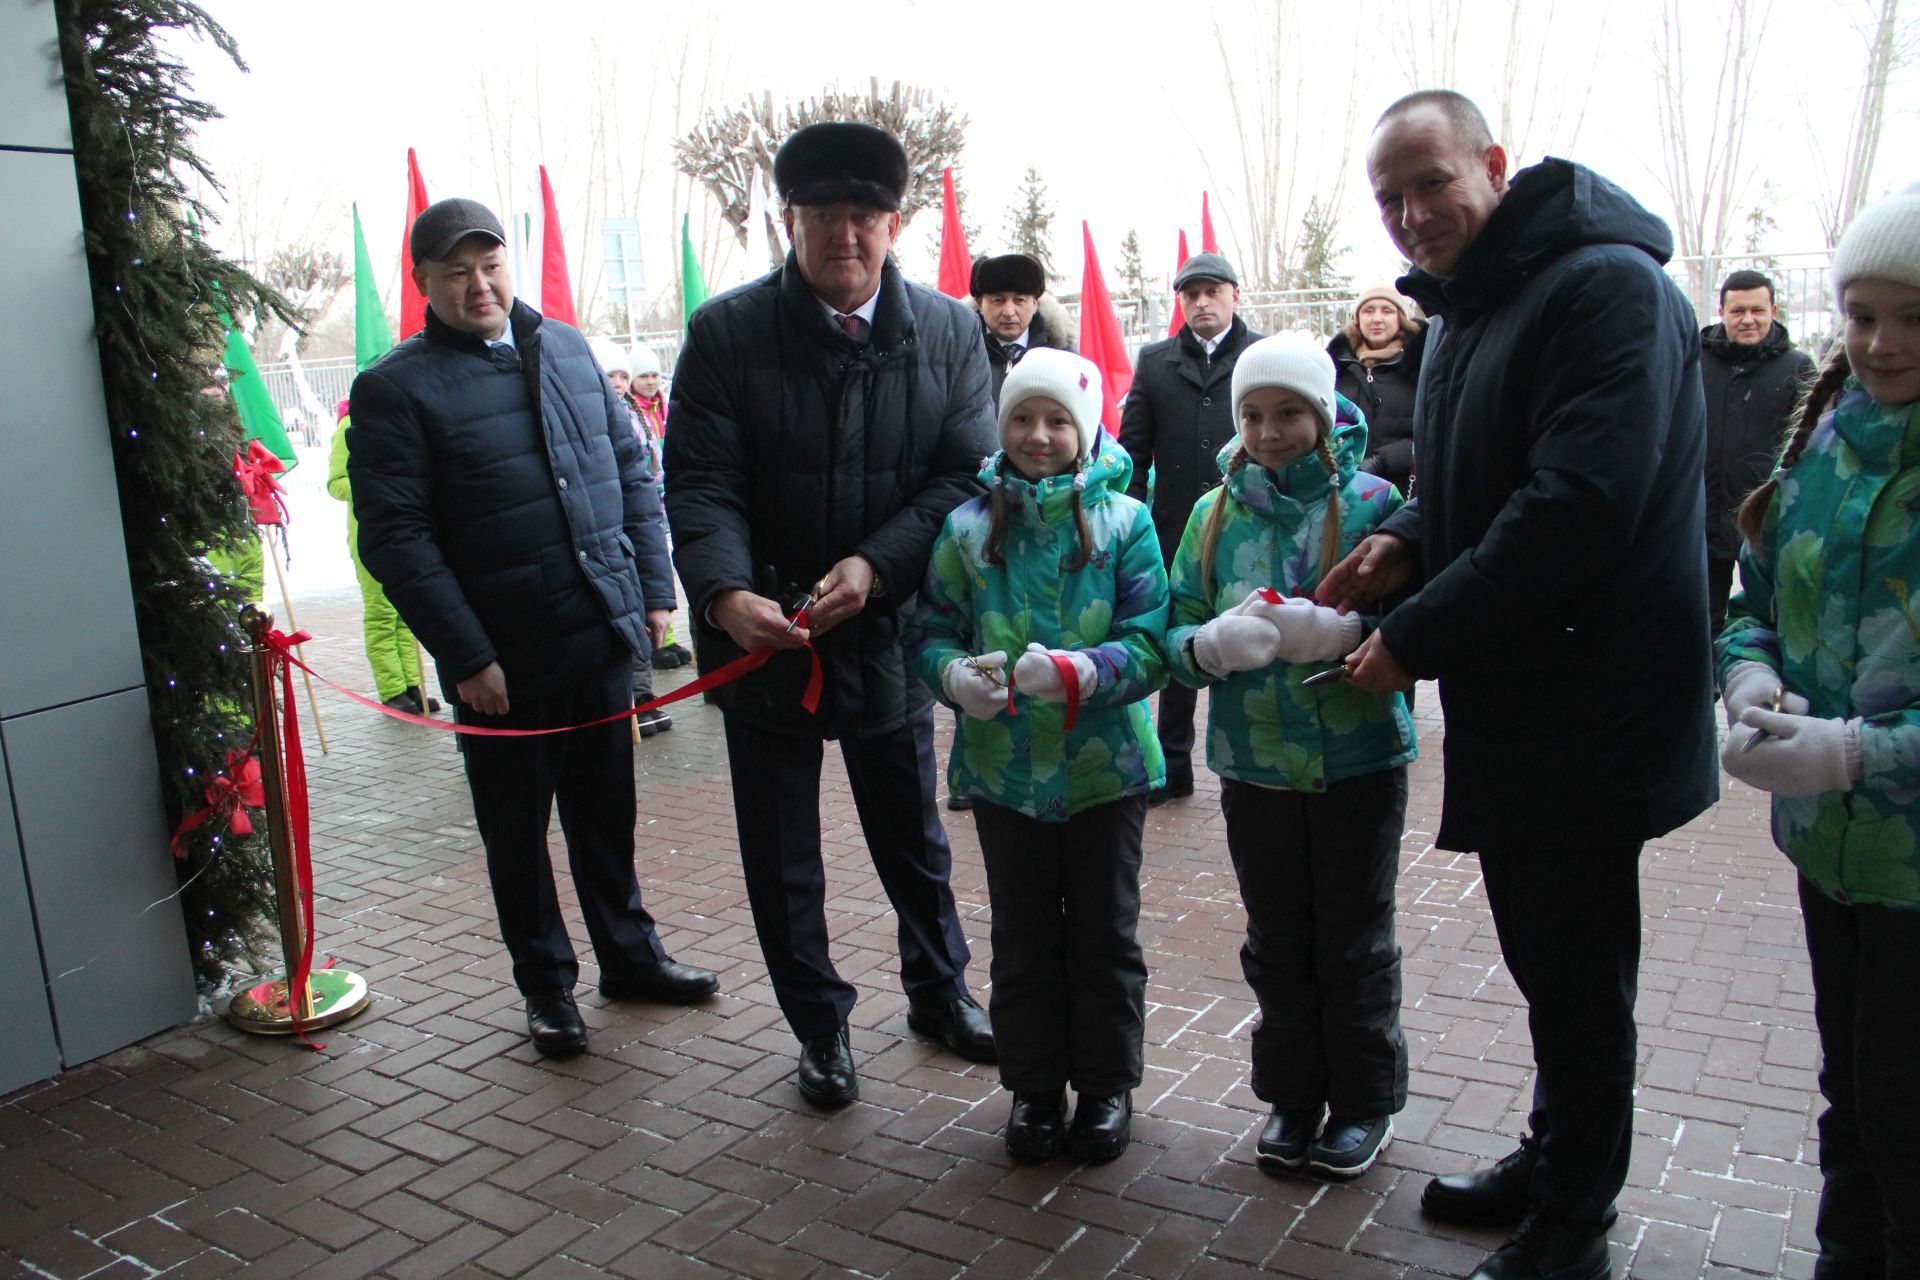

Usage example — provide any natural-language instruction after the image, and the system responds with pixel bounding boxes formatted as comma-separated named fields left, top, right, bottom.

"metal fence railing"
left=258, top=251, right=1836, bottom=432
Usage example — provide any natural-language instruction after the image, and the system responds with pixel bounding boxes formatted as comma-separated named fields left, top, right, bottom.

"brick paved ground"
left=2, top=585, right=1826, bottom=1279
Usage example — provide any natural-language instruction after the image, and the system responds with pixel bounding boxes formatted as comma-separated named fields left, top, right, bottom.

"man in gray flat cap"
left=665, top=122, right=998, bottom=1106
left=1119, top=251, right=1263, bottom=804
left=349, top=197, right=719, bottom=1060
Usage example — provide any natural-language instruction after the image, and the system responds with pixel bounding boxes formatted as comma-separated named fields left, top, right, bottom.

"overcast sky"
left=176, top=0, right=1918, bottom=326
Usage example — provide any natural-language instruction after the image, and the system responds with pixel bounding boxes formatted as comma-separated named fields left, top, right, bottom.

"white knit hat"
left=630, top=344, right=663, bottom=377
left=1833, top=180, right=1920, bottom=297
left=588, top=337, right=630, bottom=377
left=1231, top=333, right=1337, bottom=436
left=997, top=347, right=1105, bottom=459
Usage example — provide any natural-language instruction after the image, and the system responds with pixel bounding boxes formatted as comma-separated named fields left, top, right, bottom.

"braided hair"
left=1733, top=346, right=1852, bottom=548
left=983, top=457, right=1094, bottom=573
left=1198, top=438, right=1344, bottom=602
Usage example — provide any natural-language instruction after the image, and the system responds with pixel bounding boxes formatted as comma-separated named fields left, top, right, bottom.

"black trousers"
left=972, top=796, right=1149, bottom=1094
left=1799, top=876, right=1920, bottom=1279
left=1478, top=842, right=1643, bottom=1231
left=1156, top=682, right=1198, bottom=790
left=458, top=654, right=665, bottom=997
left=1221, top=770, right=1409, bottom=1117
left=722, top=704, right=971, bottom=1040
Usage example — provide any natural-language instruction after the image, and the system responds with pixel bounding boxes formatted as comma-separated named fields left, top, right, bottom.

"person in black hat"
left=1118, top=250, right=1262, bottom=804
left=665, top=122, right=999, bottom=1106
left=348, top=197, right=720, bottom=1059
left=969, top=252, right=1078, bottom=401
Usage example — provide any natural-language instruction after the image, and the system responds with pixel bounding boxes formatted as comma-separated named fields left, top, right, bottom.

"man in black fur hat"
left=969, top=252, right=1078, bottom=400
left=666, top=122, right=999, bottom=1107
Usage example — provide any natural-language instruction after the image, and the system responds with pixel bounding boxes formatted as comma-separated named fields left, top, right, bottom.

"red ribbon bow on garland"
left=233, top=439, right=289, bottom=527
left=170, top=748, right=265, bottom=856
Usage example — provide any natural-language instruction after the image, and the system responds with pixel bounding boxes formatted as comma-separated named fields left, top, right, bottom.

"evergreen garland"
left=56, top=0, right=291, bottom=983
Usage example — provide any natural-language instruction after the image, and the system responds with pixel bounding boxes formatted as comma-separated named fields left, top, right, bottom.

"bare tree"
left=674, top=79, right=969, bottom=259
left=1813, top=0, right=1917, bottom=245
left=1492, top=0, right=1606, bottom=164
left=1650, top=0, right=1776, bottom=312
left=1388, top=0, right=1464, bottom=88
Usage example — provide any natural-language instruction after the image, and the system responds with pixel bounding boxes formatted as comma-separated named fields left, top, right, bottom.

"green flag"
left=352, top=202, right=393, bottom=371
left=680, top=212, right=708, bottom=330
left=220, top=311, right=297, bottom=471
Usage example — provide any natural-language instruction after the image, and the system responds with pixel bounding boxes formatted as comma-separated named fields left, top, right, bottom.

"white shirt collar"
left=818, top=289, right=880, bottom=327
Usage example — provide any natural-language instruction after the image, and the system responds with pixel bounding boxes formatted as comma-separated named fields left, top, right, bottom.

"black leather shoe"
left=382, top=692, right=424, bottom=715
left=599, top=959, right=719, bottom=1005
left=1469, top=1211, right=1610, bottom=1280
left=1147, top=777, right=1195, bottom=807
left=1068, top=1092, right=1131, bottom=1163
left=1422, top=1138, right=1539, bottom=1225
left=1310, top=1114, right=1392, bottom=1177
left=797, top=1026, right=858, bottom=1107
left=1256, top=1106, right=1325, bottom=1171
left=946, top=794, right=974, bottom=811
left=526, top=990, right=587, bottom=1058
left=403, top=685, right=442, bottom=714
left=906, top=994, right=997, bottom=1063
left=1005, top=1090, right=1067, bottom=1163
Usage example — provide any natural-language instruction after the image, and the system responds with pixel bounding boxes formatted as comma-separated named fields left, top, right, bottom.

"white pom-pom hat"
left=997, top=347, right=1105, bottom=459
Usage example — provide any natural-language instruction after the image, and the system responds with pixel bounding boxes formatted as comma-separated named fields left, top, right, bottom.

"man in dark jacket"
left=1701, top=269, right=1817, bottom=635
left=665, top=123, right=998, bottom=1107
left=349, top=198, right=719, bottom=1059
left=1321, top=92, right=1718, bottom=1280
left=1118, top=251, right=1261, bottom=803
left=971, top=252, right=1076, bottom=399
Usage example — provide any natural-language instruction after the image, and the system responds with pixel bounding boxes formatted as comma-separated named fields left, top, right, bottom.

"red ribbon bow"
left=234, top=440, right=289, bottom=527
left=170, top=747, right=265, bottom=856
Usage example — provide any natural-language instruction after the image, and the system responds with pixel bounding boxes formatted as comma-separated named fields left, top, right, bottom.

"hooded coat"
left=1166, top=400, right=1416, bottom=791
left=905, top=437, right=1168, bottom=820
left=1327, top=326, right=1426, bottom=497
left=1700, top=319, right=1817, bottom=561
left=1718, top=386, right=1920, bottom=909
left=347, top=300, right=673, bottom=700
left=1376, top=158, right=1719, bottom=852
left=664, top=255, right=997, bottom=739
left=978, top=295, right=1079, bottom=400
left=1119, top=315, right=1264, bottom=565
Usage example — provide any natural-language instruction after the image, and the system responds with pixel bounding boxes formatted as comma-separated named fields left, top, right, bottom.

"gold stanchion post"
left=226, top=604, right=370, bottom=1036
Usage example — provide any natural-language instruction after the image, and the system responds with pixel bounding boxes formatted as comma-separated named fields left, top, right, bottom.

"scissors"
left=1740, top=686, right=1786, bottom=753
left=963, top=654, right=1008, bottom=689
left=1301, top=664, right=1353, bottom=688
left=783, top=577, right=831, bottom=635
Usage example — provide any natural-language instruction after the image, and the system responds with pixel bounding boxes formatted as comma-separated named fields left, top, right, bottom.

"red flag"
left=538, top=165, right=577, bottom=325
left=1201, top=192, right=1220, bottom=253
left=1079, top=222, right=1133, bottom=436
left=936, top=168, right=972, bottom=300
left=1168, top=229, right=1191, bottom=338
left=399, top=149, right=430, bottom=340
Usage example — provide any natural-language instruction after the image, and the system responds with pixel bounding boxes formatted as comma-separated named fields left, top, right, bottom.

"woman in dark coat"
left=1327, top=283, right=1426, bottom=498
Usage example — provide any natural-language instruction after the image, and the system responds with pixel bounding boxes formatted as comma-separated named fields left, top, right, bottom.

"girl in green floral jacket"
left=907, top=348, right=1168, bottom=1166
left=1718, top=181, right=1920, bottom=1276
left=1166, top=333, right=1415, bottom=1179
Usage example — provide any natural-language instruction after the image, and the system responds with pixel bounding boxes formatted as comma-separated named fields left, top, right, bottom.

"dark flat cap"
left=773, top=122, right=909, bottom=211
left=410, top=197, right=506, bottom=265
left=970, top=253, right=1046, bottom=298
left=1173, top=251, right=1239, bottom=289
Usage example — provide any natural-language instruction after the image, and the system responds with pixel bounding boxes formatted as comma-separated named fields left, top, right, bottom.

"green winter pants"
left=353, top=554, right=422, bottom=701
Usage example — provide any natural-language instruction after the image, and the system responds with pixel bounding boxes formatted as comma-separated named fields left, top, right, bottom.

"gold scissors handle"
left=1740, top=685, right=1786, bottom=753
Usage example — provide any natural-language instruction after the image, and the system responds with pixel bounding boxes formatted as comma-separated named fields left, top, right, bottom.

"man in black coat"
left=1118, top=251, right=1261, bottom=803
left=349, top=198, right=719, bottom=1059
left=970, top=252, right=1076, bottom=400
left=1322, top=92, right=1718, bottom=1280
left=665, top=123, right=998, bottom=1106
left=1701, top=269, right=1817, bottom=635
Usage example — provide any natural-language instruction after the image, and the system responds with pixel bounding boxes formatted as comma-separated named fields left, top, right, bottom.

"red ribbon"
left=259, top=628, right=321, bottom=1047
left=169, top=746, right=265, bottom=856
left=234, top=440, right=289, bottom=527
left=1001, top=652, right=1083, bottom=731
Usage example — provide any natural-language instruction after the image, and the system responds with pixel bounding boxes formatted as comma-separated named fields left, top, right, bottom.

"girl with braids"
left=1717, top=180, right=1920, bottom=1277
left=906, top=348, right=1168, bottom=1165
left=1164, top=333, right=1415, bottom=1179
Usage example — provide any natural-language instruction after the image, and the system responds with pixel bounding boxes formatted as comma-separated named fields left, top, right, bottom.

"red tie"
left=836, top=313, right=867, bottom=341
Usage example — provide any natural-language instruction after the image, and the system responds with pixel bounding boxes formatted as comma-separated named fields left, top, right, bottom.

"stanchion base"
left=227, top=969, right=370, bottom=1035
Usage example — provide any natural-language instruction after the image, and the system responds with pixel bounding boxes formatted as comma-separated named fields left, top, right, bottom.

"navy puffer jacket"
left=348, top=300, right=672, bottom=699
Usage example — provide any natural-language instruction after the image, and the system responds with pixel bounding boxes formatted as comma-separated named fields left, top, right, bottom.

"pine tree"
left=1005, top=165, right=1056, bottom=283
left=1285, top=196, right=1351, bottom=292
left=1118, top=229, right=1148, bottom=301
left=56, top=0, right=291, bottom=982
